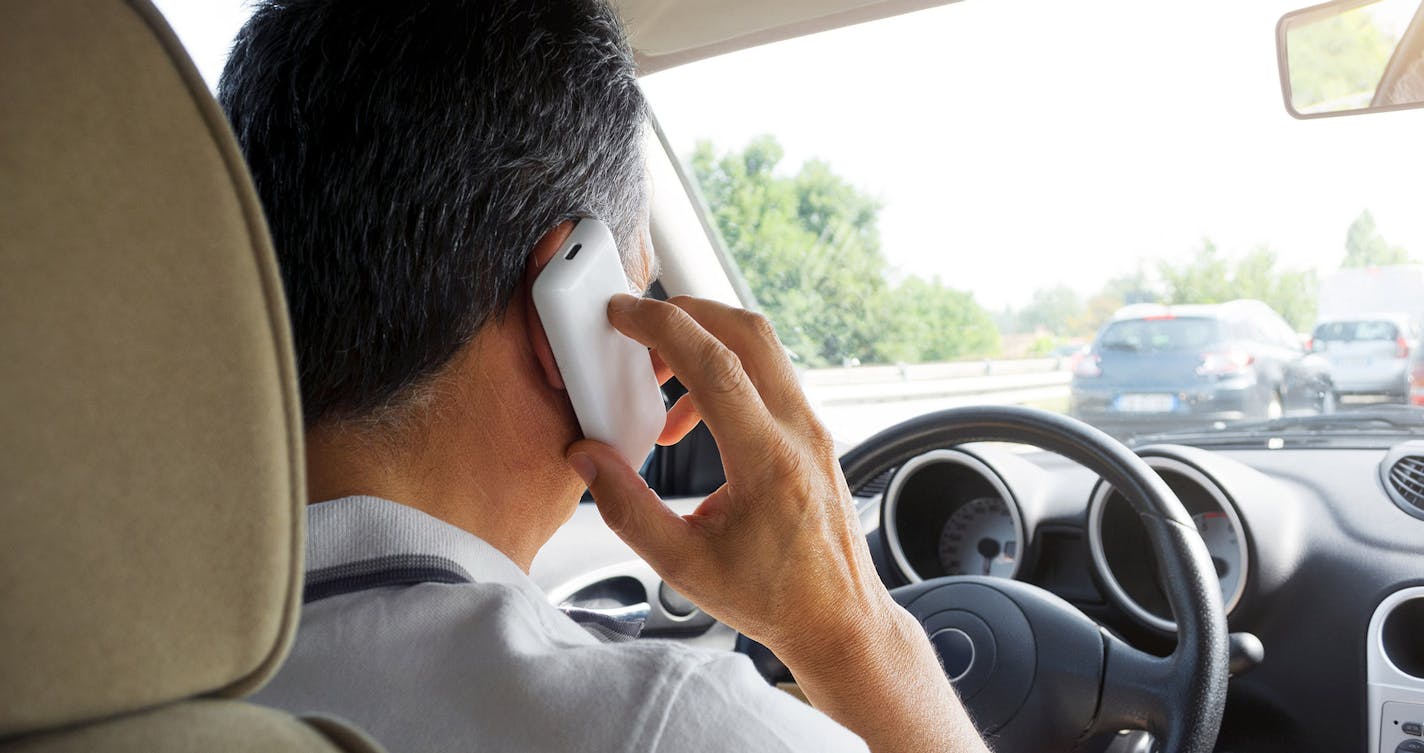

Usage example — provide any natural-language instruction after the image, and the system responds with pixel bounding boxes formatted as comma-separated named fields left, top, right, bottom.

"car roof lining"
left=617, top=0, right=961, bottom=73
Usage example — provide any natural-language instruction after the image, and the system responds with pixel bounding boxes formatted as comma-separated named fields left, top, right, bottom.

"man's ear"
left=523, top=220, right=578, bottom=390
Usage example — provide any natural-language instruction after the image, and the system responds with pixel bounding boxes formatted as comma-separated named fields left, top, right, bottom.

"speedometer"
left=937, top=496, right=1018, bottom=577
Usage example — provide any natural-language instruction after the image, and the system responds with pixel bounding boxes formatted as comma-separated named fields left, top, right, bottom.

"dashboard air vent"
left=1380, top=442, right=1424, bottom=521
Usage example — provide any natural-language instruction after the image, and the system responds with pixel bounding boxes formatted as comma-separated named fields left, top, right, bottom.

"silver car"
left=1310, top=315, right=1418, bottom=401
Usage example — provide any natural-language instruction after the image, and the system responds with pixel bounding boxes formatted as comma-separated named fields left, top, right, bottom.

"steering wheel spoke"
left=1092, top=631, right=1177, bottom=739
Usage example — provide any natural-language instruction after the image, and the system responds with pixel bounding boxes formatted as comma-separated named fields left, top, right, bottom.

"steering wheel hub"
left=928, top=627, right=975, bottom=682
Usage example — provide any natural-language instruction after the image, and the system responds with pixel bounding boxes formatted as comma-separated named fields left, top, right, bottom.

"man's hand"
left=566, top=295, right=988, bottom=753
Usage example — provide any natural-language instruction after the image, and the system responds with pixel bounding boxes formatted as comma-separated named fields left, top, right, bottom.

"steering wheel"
left=839, top=406, right=1228, bottom=753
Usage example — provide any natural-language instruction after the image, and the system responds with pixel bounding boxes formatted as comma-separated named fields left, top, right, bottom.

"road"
left=805, top=360, right=1409, bottom=448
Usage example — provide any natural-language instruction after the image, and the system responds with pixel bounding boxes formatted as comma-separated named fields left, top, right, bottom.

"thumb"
left=566, top=439, right=691, bottom=568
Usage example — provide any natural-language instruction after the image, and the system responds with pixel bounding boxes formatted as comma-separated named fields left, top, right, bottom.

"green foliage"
left=1012, top=285, right=1085, bottom=335
left=690, top=136, right=998, bottom=367
left=1027, top=335, right=1058, bottom=357
left=1343, top=209, right=1412, bottom=267
left=1157, top=240, right=1318, bottom=330
left=1233, top=247, right=1319, bottom=330
left=1288, top=9, right=1398, bottom=112
left=1158, top=239, right=1232, bottom=305
left=690, top=136, right=1375, bottom=363
left=1078, top=271, right=1158, bottom=336
left=881, top=277, right=1000, bottom=362
left=1004, top=273, right=1159, bottom=340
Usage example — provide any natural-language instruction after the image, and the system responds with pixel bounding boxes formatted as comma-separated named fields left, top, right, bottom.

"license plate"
left=1114, top=393, right=1177, bottom=413
left=1335, top=357, right=1372, bottom=368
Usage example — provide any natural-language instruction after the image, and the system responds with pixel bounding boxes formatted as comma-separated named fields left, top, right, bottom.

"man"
left=220, top=2, right=987, bottom=752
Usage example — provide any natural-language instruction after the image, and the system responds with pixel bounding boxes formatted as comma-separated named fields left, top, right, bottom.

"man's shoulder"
left=255, top=581, right=865, bottom=752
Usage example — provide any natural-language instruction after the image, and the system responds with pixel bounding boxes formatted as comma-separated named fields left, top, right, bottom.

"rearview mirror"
left=1277, top=0, right=1424, bottom=118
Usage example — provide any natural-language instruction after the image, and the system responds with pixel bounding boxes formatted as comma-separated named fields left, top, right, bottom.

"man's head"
left=219, top=0, right=649, bottom=429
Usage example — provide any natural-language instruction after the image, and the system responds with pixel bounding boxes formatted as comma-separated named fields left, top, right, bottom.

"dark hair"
left=219, top=0, right=647, bottom=426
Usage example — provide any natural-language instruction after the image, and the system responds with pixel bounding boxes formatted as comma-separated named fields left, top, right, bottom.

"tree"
left=1159, top=239, right=1232, bottom=304
left=690, top=137, right=886, bottom=366
left=1232, top=246, right=1318, bottom=330
left=1012, top=286, right=1085, bottom=335
left=1158, top=239, right=1318, bottom=330
left=1076, top=270, right=1158, bottom=336
left=881, top=277, right=1000, bottom=362
left=1343, top=209, right=1411, bottom=267
left=690, top=135, right=998, bottom=366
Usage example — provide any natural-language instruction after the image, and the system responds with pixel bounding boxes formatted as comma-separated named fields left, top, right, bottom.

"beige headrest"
left=0, top=0, right=305, bottom=737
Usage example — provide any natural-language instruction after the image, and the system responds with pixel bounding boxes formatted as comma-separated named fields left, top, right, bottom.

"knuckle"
left=644, top=298, right=682, bottom=329
left=741, top=310, right=779, bottom=342
left=767, top=436, right=806, bottom=475
left=805, top=424, right=837, bottom=458
left=702, top=344, right=746, bottom=396
left=596, top=500, right=630, bottom=534
left=660, top=304, right=707, bottom=344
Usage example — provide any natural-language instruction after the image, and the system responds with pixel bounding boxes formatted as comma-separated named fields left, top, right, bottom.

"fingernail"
left=568, top=453, right=597, bottom=486
left=608, top=293, right=637, bottom=314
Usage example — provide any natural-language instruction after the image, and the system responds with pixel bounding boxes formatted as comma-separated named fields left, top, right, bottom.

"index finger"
left=662, top=296, right=814, bottom=422
left=608, top=295, right=777, bottom=472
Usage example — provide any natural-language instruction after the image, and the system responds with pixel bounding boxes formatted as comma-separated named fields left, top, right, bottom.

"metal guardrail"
left=800, top=357, right=1073, bottom=407
left=800, top=357, right=1068, bottom=386
left=802, top=358, right=1076, bottom=445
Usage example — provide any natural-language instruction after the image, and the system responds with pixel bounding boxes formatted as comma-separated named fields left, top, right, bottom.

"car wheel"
left=1266, top=391, right=1284, bottom=420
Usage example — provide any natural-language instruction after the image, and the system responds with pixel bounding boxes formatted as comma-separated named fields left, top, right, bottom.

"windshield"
left=1099, top=319, right=1222, bottom=352
left=642, top=0, right=1424, bottom=445
left=1313, top=320, right=1401, bottom=341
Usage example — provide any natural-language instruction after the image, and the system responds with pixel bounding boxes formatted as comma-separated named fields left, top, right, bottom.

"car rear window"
left=1098, top=317, right=1220, bottom=352
left=1313, top=320, right=1400, bottom=341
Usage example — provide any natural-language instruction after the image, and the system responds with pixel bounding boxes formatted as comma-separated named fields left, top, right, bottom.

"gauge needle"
left=978, top=538, right=1000, bottom=575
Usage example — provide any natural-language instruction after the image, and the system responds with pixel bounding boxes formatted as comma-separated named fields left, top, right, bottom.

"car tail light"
left=1304, top=337, right=1314, bottom=352
left=1397, top=337, right=1411, bottom=359
left=1073, top=353, right=1102, bottom=378
left=1412, top=363, right=1424, bottom=406
left=1197, top=350, right=1253, bottom=376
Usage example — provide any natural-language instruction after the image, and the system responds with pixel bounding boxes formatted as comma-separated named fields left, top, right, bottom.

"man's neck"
left=303, top=335, right=585, bottom=572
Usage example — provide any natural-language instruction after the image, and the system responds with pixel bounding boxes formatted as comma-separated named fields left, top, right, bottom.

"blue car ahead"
left=1070, top=300, right=1334, bottom=438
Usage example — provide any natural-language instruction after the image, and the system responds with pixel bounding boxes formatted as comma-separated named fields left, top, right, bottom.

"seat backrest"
left=0, top=1, right=381, bottom=750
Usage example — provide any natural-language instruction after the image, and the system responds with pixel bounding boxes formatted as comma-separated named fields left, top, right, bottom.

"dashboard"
left=882, top=446, right=1257, bottom=633
left=867, top=440, right=1424, bottom=753
left=534, top=438, right=1424, bottom=753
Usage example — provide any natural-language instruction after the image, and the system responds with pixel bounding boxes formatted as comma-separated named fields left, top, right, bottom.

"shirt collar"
left=303, top=495, right=535, bottom=593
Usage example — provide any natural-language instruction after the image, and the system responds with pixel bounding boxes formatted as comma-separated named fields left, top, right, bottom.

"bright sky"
left=155, top=0, right=1424, bottom=310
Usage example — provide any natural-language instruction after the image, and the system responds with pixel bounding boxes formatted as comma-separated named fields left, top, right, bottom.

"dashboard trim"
left=883, top=448, right=1026, bottom=583
left=1367, top=584, right=1424, bottom=753
left=1087, top=455, right=1249, bottom=633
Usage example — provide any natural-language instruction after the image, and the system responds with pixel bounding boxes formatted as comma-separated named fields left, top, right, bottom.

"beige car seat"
left=0, top=1, right=384, bottom=751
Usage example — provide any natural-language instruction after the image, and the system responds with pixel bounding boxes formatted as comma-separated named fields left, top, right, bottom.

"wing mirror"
left=1277, top=0, right=1424, bottom=118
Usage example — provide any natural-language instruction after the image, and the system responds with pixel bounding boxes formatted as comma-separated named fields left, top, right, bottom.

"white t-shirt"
left=251, top=496, right=868, bottom=753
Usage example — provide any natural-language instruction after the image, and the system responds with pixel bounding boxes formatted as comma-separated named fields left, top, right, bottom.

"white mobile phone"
left=531, top=218, right=665, bottom=466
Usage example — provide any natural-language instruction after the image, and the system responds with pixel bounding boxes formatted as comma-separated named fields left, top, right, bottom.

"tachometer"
left=1089, top=456, right=1251, bottom=632
left=1192, top=511, right=1243, bottom=608
left=937, top=496, right=1018, bottom=576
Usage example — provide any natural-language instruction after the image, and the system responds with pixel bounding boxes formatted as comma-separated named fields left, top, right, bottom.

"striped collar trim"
left=303, top=496, right=533, bottom=593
